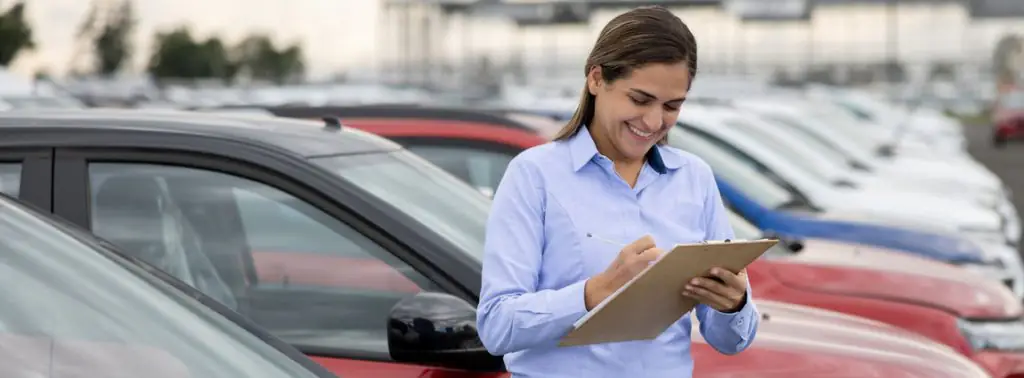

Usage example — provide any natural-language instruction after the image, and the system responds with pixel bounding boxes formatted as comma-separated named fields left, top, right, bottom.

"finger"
left=710, top=267, right=746, bottom=290
left=636, top=247, right=663, bottom=263
left=683, top=284, right=733, bottom=309
left=624, top=248, right=662, bottom=274
left=689, top=276, right=734, bottom=297
left=622, top=234, right=656, bottom=255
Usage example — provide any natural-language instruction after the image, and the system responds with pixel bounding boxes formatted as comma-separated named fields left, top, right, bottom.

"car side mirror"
left=763, top=231, right=804, bottom=253
left=387, top=292, right=505, bottom=372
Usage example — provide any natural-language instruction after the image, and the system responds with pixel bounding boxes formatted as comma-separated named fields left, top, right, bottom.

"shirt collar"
left=568, top=125, right=683, bottom=174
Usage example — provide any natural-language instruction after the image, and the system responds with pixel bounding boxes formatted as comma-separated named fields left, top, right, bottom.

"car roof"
left=0, top=108, right=402, bottom=157
left=259, top=104, right=536, bottom=131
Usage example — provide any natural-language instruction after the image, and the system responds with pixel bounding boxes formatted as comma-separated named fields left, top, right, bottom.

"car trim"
left=0, top=147, right=53, bottom=210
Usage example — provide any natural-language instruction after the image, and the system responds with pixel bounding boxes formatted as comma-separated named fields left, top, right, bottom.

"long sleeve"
left=476, top=157, right=589, bottom=356
left=694, top=174, right=759, bottom=355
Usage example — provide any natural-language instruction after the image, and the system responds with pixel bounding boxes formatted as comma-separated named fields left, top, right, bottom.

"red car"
left=275, top=105, right=1024, bottom=377
left=993, top=90, right=1024, bottom=147
left=0, top=108, right=989, bottom=378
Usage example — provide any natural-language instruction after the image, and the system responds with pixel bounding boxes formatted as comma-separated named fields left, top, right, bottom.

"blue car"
left=715, top=177, right=983, bottom=263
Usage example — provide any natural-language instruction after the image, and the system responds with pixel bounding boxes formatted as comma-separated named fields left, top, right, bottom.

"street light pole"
left=887, top=0, right=899, bottom=83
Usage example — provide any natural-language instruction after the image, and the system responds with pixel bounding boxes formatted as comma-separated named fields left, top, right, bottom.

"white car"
left=722, top=98, right=1021, bottom=245
left=804, top=86, right=968, bottom=155
left=665, top=124, right=1024, bottom=297
left=678, top=104, right=1011, bottom=246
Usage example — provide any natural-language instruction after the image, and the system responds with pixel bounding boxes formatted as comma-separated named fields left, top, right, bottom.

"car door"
left=393, top=138, right=520, bottom=197
left=50, top=148, right=504, bottom=378
left=0, top=149, right=53, bottom=210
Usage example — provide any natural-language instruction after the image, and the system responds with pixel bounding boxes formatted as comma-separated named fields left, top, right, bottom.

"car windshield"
left=751, top=112, right=861, bottom=170
left=0, top=198, right=324, bottom=377
left=667, top=126, right=796, bottom=209
left=718, top=116, right=842, bottom=184
left=313, top=150, right=491, bottom=262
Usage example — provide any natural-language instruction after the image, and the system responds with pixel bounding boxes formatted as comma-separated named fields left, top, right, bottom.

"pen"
left=586, top=233, right=625, bottom=247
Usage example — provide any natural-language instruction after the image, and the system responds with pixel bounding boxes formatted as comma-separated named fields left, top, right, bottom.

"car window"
left=0, top=163, right=20, bottom=197
left=313, top=150, right=491, bottom=263
left=405, top=144, right=515, bottom=197
left=87, top=162, right=439, bottom=356
left=0, top=190, right=323, bottom=377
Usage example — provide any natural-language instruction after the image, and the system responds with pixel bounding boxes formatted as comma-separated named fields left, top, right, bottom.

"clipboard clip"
left=699, top=239, right=731, bottom=245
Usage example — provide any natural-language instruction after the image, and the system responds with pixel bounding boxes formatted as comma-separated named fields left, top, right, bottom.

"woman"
left=476, top=5, right=758, bottom=377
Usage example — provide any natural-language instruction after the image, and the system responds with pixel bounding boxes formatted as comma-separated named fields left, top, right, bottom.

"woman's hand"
left=584, top=235, right=662, bottom=310
left=683, top=268, right=748, bottom=313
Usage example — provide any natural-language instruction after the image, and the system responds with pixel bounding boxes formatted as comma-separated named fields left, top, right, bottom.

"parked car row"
left=244, top=88, right=1024, bottom=376
left=0, top=82, right=1016, bottom=377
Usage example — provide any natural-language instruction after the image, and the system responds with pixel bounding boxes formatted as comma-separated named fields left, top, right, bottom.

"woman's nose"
left=642, top=108, right=663, bottom=129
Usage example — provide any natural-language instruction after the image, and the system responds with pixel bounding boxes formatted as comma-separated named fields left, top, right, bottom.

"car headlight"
left=961, top=243, right=1024, bottom=299
left=957, top=318, right=1024, bottom=351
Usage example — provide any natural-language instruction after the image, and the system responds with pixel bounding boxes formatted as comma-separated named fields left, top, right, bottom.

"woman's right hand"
left=584, top=235, right=662, bottom=310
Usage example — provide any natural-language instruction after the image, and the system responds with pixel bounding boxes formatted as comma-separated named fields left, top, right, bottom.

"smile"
left=628, top=125, right=654, bottom=139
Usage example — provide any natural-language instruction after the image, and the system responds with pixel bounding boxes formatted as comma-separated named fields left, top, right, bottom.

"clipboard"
left=558, top=238, right=778, bottom=347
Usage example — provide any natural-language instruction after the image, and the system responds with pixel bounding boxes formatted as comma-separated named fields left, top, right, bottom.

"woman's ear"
left=586, top=66, right=603, bottom=96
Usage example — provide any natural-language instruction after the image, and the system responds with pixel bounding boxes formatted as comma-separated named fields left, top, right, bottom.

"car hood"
left=692, top=300, right=988, bottom=378
left=853, top=175, right=998, bottom=209
left=820, top=188, right=1001, bottom=231
left=882, top=158, right=1002, bottom=188
left=772, top=239, right=1022, bottom=318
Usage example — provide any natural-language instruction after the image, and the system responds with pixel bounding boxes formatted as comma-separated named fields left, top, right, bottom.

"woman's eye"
left=630, top=97, right=648, bottom=105
left=664, top=105, right=680, bottom=112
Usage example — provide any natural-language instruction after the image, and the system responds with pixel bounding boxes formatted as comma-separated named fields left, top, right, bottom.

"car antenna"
left=322, top=116, right=342, bottom=130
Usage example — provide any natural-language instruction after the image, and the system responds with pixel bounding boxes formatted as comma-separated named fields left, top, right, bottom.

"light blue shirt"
left=476, top=125, right=759, bottom=377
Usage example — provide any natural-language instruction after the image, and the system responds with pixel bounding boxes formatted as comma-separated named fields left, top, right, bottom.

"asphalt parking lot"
left=965, top=121, right=1024, bottom=253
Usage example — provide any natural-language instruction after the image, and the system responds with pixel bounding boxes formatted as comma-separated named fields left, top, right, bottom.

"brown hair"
left=553, top=5, right=698, bottom=144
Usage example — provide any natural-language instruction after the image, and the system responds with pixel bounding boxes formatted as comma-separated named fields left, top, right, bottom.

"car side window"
left=0, top=163, right=21, bottom=197
left=87, top=162, right=439, bottom=356
left=405, top=144, right=514, bottom=197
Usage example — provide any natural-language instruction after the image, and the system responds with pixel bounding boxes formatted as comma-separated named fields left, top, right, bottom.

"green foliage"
left=147, top=27, right=305, bottom=84
left=78, top=0, right=136, bottom=75
left=0, top=1, right=34, bottom=67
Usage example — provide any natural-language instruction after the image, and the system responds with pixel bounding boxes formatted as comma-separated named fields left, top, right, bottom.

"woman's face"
left=588, top=62, right=690, bottom=162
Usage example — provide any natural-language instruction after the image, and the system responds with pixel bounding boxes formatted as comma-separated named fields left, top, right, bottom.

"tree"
left=79, top=0, right=136, bottom=75
left=0, top=1, right=34, bottom=67
left=147, top=26, right=238, bottom=82
left=232, top=34, right=305, bottom=84
left=146, top=27, right=305, bottom=84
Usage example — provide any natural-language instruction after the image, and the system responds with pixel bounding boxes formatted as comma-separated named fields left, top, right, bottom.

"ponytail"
left=552, top=86, right=596, bottom=141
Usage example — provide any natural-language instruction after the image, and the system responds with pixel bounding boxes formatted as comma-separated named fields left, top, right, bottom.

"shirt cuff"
left=708, top=287, right=757, bottom=335
left=550, top=279, right=589, bottom=323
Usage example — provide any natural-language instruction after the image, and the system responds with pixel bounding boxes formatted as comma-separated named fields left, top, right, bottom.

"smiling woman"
left=476, top=6, right=761, bottom=378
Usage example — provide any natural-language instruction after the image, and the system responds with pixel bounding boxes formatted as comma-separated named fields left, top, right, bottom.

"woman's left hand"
left=683, top=268, right=748, bottom=313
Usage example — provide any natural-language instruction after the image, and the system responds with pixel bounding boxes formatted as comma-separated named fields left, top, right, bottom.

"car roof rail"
left=263, top=104, right=533, bottom=132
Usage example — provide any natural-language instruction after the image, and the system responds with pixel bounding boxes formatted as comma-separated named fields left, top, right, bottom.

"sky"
left=9, top=0, right=382, bottom=79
